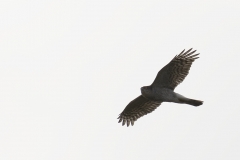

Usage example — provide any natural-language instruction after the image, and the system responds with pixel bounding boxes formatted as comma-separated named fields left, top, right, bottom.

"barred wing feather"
left=151, top=48, right=199, bottom=90
left=118, top=95, right=162, bottom=127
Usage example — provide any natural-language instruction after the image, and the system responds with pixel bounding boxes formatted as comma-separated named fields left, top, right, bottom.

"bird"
left=118, top=48, right=203, bottom=127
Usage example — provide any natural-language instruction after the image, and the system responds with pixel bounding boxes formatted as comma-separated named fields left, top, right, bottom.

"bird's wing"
left=151, top=48, right=199, bottom=90
left=118, top=95, right=162, bottom=126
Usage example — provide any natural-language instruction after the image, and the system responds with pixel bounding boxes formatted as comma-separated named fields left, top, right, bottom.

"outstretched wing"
left=151, top=48, right=199, bottom=90
left=118, top=95, right=162, bottom=127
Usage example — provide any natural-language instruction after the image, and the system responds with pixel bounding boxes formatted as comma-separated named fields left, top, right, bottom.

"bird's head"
left=141, top=86, right=152, bottom=96
left=141, top=86, right=150, bottom=90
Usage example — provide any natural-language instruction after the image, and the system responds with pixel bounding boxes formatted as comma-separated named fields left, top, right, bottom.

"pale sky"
left=0, top=0, right=240, bottom=160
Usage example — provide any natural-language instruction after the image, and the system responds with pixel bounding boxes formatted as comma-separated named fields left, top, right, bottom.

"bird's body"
left=141, top=86, right=201, bottom=106
left=141, top=86, right=178, bottom=102
left=118, top=48, right=203, bottom=127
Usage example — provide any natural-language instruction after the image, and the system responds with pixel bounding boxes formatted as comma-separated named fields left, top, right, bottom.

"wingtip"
left=122, top=120, right=126, bottom=126
left=185, top=50, right=197, bottom=57
left=131, top=120, right=134, bottom=126
left=179, top=49, right=185, bottom=55
left=186, top=48, right=193, bottom=52
left=177, top=48, right=201, bottom=59
left=127, top=120, right=130, bottom=127
left=118, top=118, right=122, bottom=123
left=181, top=48, right=193, bottom=56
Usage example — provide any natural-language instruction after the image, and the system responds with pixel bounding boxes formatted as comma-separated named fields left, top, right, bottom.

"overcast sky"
left=0, top=0, right=240, bottom=160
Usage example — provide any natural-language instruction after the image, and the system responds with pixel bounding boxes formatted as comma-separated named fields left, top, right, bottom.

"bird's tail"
left=182, top=98, right=203, bottom=106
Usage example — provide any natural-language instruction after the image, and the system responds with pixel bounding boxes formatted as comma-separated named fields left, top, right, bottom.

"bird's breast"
left=151, top=88, right=177, bottom=102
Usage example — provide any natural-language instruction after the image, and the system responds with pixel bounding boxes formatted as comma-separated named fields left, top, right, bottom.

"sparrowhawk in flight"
left=118, top=48, right=203, bottom=127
